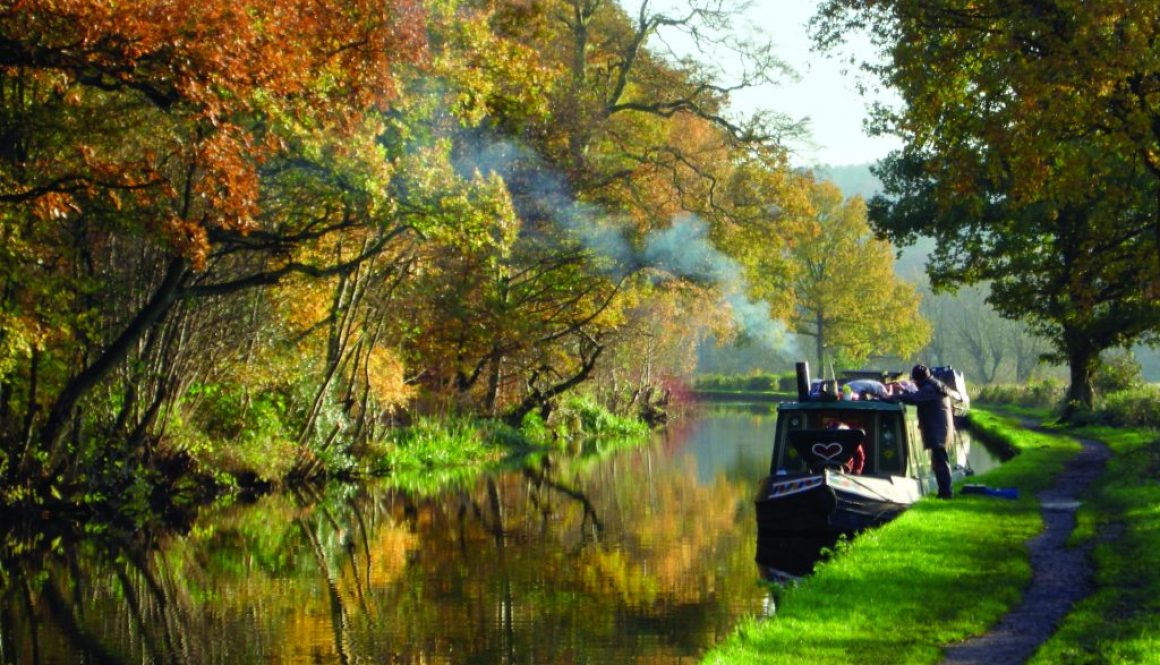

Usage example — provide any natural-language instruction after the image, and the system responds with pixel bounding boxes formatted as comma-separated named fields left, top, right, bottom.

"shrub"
left=556, top=394, right=649, bottom=439
left=372, top=416, right=501, bottom=473
left=693, top=372, right=795, bottom=393
left=975, top=378, right=1066, bottom=409
left=976, top=375, right=1160, bottom=430
left=174, top=382, right=301, bottom=483
left=1097, top=385, right=1160, bottom=428
left=1094, top=350, right=1145, bottom=395
left=777, top=373, right=800, bottom=393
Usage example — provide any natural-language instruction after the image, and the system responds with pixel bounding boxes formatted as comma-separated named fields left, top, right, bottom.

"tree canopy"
left=788, top=179, right=929, bottom=371
left=814, top=0, right=1160, bottom=411
left=0, top=0, right=930, bottom=509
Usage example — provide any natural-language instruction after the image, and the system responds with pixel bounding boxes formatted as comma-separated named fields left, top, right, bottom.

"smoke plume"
left=453, top=136, right=793, bottom=354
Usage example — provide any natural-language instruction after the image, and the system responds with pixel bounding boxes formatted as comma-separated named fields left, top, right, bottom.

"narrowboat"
left=755, top=362, right=970, bottom=543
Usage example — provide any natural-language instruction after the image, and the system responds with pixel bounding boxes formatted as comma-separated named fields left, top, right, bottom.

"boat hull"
left=755, top=469, right=921, bottom=537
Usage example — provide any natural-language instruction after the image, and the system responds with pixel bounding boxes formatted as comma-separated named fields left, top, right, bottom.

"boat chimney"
left=795, top=361, right=811, bottom=401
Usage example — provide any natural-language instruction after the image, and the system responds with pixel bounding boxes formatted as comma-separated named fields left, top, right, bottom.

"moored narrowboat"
left=755, top=362, right=970, bottom=543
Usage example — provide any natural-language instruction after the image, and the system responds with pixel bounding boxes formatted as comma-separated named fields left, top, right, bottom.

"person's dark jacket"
left=896, top=377, right=961, bottom=449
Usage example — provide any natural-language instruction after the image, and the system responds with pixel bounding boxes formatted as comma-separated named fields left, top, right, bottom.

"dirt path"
left=940, top=431, right=1110, bottom=665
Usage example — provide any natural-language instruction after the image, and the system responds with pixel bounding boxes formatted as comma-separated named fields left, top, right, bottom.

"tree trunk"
left=506, top=341, right=603, bottom=426
left=1062, top=332, right=1098, bottom=419
left=40, top=256, right=188, bottom=464
left=566, top=1, right=594, bottom=170
left=815, top=310, right=825, bottom=373
left=484, top=346, right=503, bottom=417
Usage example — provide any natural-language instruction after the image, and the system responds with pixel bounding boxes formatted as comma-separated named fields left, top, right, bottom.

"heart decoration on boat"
left=811, top=442, right=844, bottom=461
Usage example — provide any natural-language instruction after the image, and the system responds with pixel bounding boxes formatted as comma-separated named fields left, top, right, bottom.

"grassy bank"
left=1029, top=423, right=1160, bottom=664
left=692, top=373, right=797, bottom=403
left=703, top=408, right=1079, bottom=665
left=361, top=394, right=653, bottom=495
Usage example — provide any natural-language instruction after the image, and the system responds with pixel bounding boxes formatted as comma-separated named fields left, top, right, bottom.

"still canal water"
left=0, top=404, right=996, bottom=664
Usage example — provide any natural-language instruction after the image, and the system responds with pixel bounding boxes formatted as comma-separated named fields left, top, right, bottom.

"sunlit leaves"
left=791, top=179, right=930, bottom=369
left=814, top=0, right=1160, bottom=408
left=428, top=2, right=558, bottom=129
left=0, top=0, right=428, bottom=263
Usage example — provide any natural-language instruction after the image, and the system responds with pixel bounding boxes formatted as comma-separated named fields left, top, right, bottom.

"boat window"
left=819, top=413, right=872, bottom=474
left=876, top=413, right=904, bottom=474
left=776, top=412, right=810, bottom=472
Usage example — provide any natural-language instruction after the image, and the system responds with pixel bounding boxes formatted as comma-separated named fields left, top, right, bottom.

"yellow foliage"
left=361, top=521, right=419, bottom=588
left=365, top=345, right=414, bottom=410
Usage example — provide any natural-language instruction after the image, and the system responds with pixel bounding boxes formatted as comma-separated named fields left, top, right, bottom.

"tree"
left=0, top=0, right=429, bottom=490
left=789, top=179, right=929, bottom=371
left=919, top=284, right=1052, bottom=385
left=813, top=0, right=1160, bottom=412
left=455, top=0, right=805, bottom=417
left=540, top=0, right=799, bottom=171
left=816, top=1, right=1160, bottom=233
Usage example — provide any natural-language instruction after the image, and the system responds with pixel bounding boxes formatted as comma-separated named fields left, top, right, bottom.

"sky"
left=649, top=0, right=902, bottom=167
left=734, top=0, right=902, bottom=167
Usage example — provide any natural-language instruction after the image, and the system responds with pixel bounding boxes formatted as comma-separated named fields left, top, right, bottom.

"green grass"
left=363, top=397, right=653, bottom=495
left=1028, top=424, right=1160, bottom=665
left=703, top=408, right=1080, bottom=665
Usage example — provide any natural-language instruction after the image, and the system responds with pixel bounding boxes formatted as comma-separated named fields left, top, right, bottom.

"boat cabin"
left=755, top=362, right=972, bottom=541
left=769, top=400, right=931, bottom=481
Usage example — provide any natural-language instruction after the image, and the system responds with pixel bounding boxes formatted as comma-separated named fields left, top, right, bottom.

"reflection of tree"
left=0, top=526, right=208, bottom=664
left=523, top=464, right=605, bottom=540
left=1, top=433, right=767, bottom=662
left=40, top=575, right=124, bottom=665
left=110, top=550, right=179, bottom=663
left=297, top=515, right=351, bottom=665
left=10, top=569, right=42, bottom=664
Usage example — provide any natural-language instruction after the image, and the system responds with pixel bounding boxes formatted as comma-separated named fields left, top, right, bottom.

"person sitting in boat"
left=845, top=439, right=866, bottom=474
left=825, top=420, right=866, bottom=475
left=891, top=364, right=962, bottom=498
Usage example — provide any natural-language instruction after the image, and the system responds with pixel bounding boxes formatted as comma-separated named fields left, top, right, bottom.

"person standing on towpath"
left=892, top=364, right=961, bottom=499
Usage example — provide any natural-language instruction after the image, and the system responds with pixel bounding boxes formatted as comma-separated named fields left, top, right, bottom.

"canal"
left=0, top=403, right=996, bottom=664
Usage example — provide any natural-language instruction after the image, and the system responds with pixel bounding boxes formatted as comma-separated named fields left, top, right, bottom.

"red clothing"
left=845, top=443, right=866, bottom=474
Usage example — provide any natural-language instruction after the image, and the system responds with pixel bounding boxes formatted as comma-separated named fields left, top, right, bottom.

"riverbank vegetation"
left=0, top=0, right=935, bottom=517
left=691, top=372, right=797, bottom=401
left=814, top=1, right=1160, bottom=412
left=703, top=408, right=1080, bottom=665
left=977, top=351, right=1160, bottom=429
left=3, top=0, right=1157, bottom=557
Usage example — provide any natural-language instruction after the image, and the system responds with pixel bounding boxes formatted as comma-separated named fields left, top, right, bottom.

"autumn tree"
left=789, top=179, right=929, bottom=371
left=0, top=0, right=819, bottom=505
left=813, top=0, right=1160, bottom=412
left=397, top=185, right=625, bottom=422
left=0, top=0, right=429, bottom=494
left=436, top=0, right=805, bottom=418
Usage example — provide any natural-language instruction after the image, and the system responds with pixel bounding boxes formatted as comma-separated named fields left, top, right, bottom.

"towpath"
left=939, top=428, right=1110, bottom=665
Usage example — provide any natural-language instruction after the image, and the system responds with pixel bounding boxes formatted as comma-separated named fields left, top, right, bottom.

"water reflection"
left=0, top=405, right=779, bottom=664
left=755, top=534, right=841, bottom=583
left=963, top=429, right=1002, bottom=476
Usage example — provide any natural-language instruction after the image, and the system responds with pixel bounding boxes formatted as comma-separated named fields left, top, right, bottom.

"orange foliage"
left=360, top=522, right=419, bottom=588
left=0, top=0, right=428, bottom=267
